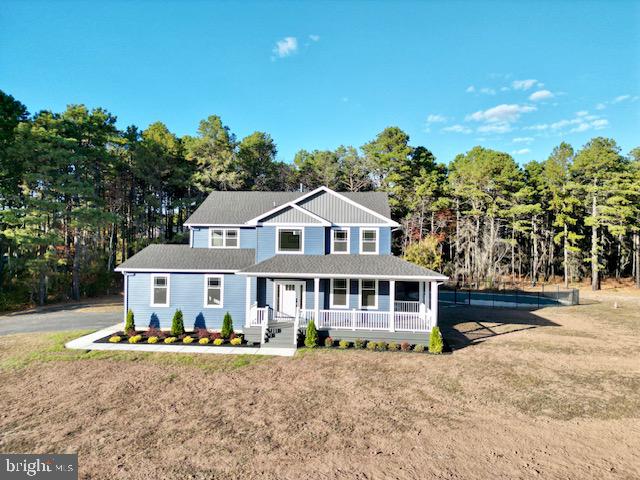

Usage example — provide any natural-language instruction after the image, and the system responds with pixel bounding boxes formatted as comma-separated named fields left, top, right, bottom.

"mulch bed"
left=95, top=331, right=260, bottom=348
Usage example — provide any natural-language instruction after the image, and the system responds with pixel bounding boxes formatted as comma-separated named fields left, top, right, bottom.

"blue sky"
left=2, top=1, right=639, bottom=165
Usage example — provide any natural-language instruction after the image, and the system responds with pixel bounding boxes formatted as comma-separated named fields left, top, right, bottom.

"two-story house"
left=115, top=186, right=447, bottom=347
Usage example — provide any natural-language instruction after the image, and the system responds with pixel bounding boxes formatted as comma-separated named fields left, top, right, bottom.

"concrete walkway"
left=65, top=325, right=296, bottom=357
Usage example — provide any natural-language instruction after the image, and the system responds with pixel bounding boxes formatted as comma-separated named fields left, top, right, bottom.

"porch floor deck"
left=64, top=325, right=296, bottom=357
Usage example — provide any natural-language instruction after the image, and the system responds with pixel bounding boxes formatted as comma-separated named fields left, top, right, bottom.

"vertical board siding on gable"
left=298, top=191, right=385, bottom=224
left=190, top=227, right=257, bottom=250
left=127, top=272, right=247, bottom=330
left=262, top=206, right=322, bottom=224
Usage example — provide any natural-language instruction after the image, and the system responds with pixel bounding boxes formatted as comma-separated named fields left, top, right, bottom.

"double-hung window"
left=204, top=275, right=223, bottom=308
left=277, top=228, right=303, bottom=253
left=151, top=274, right=170, bottom=307
left=330, top=279, right=349, bottom=308
left=332, top=229, right=349, bottom=254
left=359, top=279, right=378, bottom=309
left=209, top=228, right=239, bottom=248
left=360, top=228, right=378, bottom=254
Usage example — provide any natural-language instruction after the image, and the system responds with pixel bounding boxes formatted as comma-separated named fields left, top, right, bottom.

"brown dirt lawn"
left=1, top=290, right=639, bottom=479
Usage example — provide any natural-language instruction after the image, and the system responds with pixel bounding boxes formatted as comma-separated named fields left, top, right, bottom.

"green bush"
left=221, top=312, right=234, bottom=339
left=147, top=336, right=159, bottom=344
left=108, top=335, right=122, bottom=343
left=429, top=326, right=444, bottom=354
left=171, top=310, right=185, bottom=336
left=128, top=335, right=142, bottom=344
left=338, top=340, right=350, bottom=349
left=305, top=320, right=318, bottom=348
left=324, top=336, right=333, bottom=348
left=388, top=341, right=399, bottom=351
left=376, top=341, right=387, bottom=351
left=164, top=337, right=177, bottom=344
left=183, top=336, right=194, bottom=344
left=230, top=337, right=242, bottom=346
left=366, top=341, right=377, bottom=351
left=354, top=338, right=365, bottom=349
left=414, top=343, right=426, bottom=353
left=124, top=309, right=135, bottom=333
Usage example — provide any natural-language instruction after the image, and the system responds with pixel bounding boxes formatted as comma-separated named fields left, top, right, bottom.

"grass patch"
left=0, top=330, right=270, bottom=373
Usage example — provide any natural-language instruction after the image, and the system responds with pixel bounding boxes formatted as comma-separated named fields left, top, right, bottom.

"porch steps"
left=263, top=323, right=298, bottom=348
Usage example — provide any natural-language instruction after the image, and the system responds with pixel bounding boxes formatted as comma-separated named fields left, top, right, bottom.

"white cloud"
left=513, top=137, right=534, bottom=144
left=442, top=124, right=472, bottom=134
left=591, top=118, right=608, bottom=128
left=512, top=79, right=539, bottom=90
left=478, top=123, right=512, bottom=134
left=512, top=148, right=531, bottom=155
left=272, top=37, right=298, bottom=59
left=576, top=110, right=589, bottom=117
left=466, top=85, right=476, bottom=93
left=529, top=90, right=554, bottom=101
left=524, top=123, right=549, bottom=131
left=612, top=95, right=631, bottom=103
left=480, top=87, right=496, bottom=95
left=426, top=114, right=447, bottom=124
left=500, top=86, right=510, bottom=92
left=466, top=104, right=537, bottom=124
left=309, top=34, right=320, bottom=42
left=595, top=103, right=606, bottom=110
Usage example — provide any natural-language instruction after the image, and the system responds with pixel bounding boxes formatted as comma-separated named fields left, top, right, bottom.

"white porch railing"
left=249, top=305, right=273, bottom=327
left=394, top=301, right=420, bottom=313
left=298, top=308, right=432, bottom=332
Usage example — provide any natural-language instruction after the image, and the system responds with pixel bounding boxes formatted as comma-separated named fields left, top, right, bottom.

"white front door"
left=278, top=283, right=302, bottom=318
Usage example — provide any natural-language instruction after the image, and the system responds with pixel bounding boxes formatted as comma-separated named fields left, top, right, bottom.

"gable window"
left=277, top=228, right=303, bottom=253
left=150, top=274, right=170, bottom=307
left=204, top=275, right=223, bottom=308
left=330, top=279, right=349, bottom=308
left=360, top=228, right=378, bottom=254
left=209, top=228, right=240, bottom=248
left=359, top=279, right=378, bottom=309
left=332, top=229, right=350, bottom=254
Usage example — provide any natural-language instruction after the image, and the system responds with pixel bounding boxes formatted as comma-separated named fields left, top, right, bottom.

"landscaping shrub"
left=338, top=340, right=350, bottom=349
left=213, top=338, right=224, bottom=346
left=230, top=337, right=242, bottom=346
left=429, top=326, right=444, bottom=354
left=376, top=341, right=388, bottom=351
left=145, top=327, right=165, bottom=339
left=211, top=332, right=222, bottom=341
left=400, top=341, right=411, bottom=352
left=183, top=336, right=194, bottom=344
left=414, top=344, right=426, bottom=353
left=108, top=335, right=122, bottom=343
left=195, top=328, right=209, bottom=339
left=388, top=341, right=399, bottom=351
left=124, top=309, right=135, bottom=333
left=198, top=337, right=210, bottom=345
left=147, top=336, right=159, bottom=344
left=221, top=312, right=234, bottom=338
left=164, top=337, right=177, bottom=344
left=366, top=341, right=377, bottom=351
left=324, top=336, right=333, bottom=347
left=171, top=310, right=185, bottom=336
left=354, top=338, right=365, bottom=349
left=305, top=320, right=318, bottom=348
left=128, top=335, right=142, bottom=344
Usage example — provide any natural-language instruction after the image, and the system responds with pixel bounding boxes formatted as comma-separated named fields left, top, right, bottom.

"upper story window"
left=359, top=279, right=378, bottom=309
left=204, top=275, right=223, bottom=308
left=277, top=227, right=303, bottom=254
left=150, top=274, right=170, bottom=307
left=332, top=228, right=350, bottom=254
left=360, top=228, right=378, bottom=254
left=209, top=228, right=239, bottom=248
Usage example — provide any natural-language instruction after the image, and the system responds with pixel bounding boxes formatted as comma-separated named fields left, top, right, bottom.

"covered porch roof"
left=237, top=254, right=448, bottom=281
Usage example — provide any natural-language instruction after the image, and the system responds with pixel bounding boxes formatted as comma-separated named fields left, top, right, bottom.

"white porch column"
left=389, top=280, right=395, bottom=332
left=419, top=281, right=425, bottom=316
left=245, top=276, right=251, bottom=327
left=123, top=273, right=129, bottom=325
left=314, top=277, right=320, bottom=326
left=430, top=281, right=439, bottom=328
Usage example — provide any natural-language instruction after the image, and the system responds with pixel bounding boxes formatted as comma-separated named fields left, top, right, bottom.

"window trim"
left=359, top=227, right=379, bottom=255
left=275, top=226, right=305, bottom=254
left=330, top=278, right=349, bottom=309
left=331, top=228, right=350, bottom=254
left=208, top=228, right=240, bottom=249
left=150, top=274, right=170, bottom=307
left=358, top=279, right=379, bottom=309
left=203, top=274, right=224, bottom=309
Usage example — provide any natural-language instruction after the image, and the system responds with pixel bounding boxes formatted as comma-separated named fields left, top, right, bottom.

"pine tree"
left=171, top=309, right=185, bottom=336
left=428, top=326, right=443, bottom=354
left=124, top=309, right=135, bottom=333
left=221, top=312, right=234, bottom=338
left=305, top=320, right=318, bottom=348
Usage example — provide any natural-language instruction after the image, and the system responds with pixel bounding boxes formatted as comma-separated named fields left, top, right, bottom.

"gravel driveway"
left=0, top=301, right=121, bottom=336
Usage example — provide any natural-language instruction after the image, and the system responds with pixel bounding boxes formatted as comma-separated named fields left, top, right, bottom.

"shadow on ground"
left=439, top=305, right=561, bottom=350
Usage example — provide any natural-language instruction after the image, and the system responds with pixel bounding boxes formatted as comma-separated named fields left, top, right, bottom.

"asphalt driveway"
left=0, top=300, right=121, bottom=336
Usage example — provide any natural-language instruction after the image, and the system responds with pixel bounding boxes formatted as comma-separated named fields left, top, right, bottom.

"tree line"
left=0, top=90, right=638, bottom=309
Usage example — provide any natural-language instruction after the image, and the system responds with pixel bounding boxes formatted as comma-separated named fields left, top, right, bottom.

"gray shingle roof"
left=114, top=245, right=256, bottom=272
left=184, top=190, right=392, bottom=225
left=238, top=255, right=448, bottom=280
